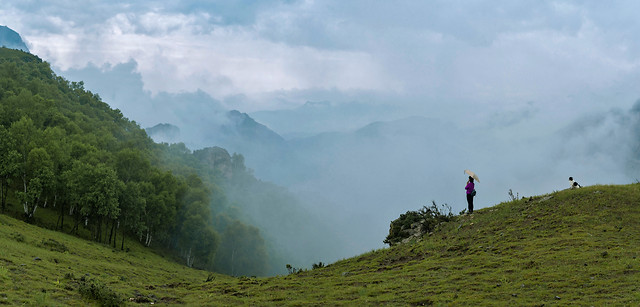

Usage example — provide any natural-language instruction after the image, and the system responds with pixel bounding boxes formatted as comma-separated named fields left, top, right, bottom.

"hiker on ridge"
left=569, top=177, right=582, bottom=189
left=465, top=176, right=475, bottom=214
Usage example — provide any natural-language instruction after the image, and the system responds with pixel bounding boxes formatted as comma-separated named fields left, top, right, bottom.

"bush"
left=39, top=238, right=68, bottom=253
left=77, top=276, right=122, bottom=307
left=285, top=264, right=303, bottom=275
left=10, top=232, right=24, bottom=242
left=384, top=201, right=454, bottom=246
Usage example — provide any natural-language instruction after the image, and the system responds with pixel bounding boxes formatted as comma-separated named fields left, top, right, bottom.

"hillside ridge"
left=2, top=183, right=639, bottom=305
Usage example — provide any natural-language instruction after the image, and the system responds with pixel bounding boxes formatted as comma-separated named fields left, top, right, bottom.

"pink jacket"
left=465, top=182, right=475, bottom=194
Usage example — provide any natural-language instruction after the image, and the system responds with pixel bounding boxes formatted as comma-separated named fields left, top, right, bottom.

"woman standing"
left=465, top=176, right=475, bottom=214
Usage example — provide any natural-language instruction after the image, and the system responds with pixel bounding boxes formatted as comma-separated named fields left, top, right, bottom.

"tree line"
left=0, top=48, right=268, bottom=276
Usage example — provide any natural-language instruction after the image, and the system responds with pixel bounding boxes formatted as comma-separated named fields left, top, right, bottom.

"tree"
left=0, top=126, right=20, bottom=212
left=177, top=201, right=219, bottom=268
left=231, top=153, right=246, bottom=173
left=384, top=201, right=454, bottom=246
left=118, top=180, right=148, bottom=250
left=141, top=170, right=182, bottom=247
left=17, top=147, right=54, bottom=220
left=9, top=116, right=40, bottom=220
left=214, top=221, right=268, bottom=276
left=41, top=126, right=72, bottom=230
left=65, top=161, right=122, bottom=241
left=114, top=148, right=150, bottom=183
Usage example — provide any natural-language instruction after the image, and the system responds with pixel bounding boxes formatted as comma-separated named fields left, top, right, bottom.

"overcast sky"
left=3, top=0, right=640, bottom=122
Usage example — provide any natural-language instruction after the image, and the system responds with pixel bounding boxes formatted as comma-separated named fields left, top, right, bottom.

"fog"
left=255, top=105, right=638, bottom=255
left=61, top=63, right=640, bottom=262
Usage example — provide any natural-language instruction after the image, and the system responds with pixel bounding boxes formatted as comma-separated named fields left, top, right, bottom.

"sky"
left=3, top=0, right=640, bottom=262
left=3, top=1, right=640, bottom=120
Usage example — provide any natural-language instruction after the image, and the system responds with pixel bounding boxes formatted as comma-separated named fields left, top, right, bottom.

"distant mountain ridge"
left=145, top=123, right=180, bottom=144
left=251, top=101, right=400, bottom=139
left=0, top=26, right=29, bottom=52
left=146, top=110, right=285, bottom=149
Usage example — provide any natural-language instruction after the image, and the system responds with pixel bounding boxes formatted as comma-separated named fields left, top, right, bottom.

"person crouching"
left=569, top=177, right=582, bottom=189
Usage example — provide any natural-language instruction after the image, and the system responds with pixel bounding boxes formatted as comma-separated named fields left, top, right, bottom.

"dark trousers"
left=466, top=194, right=474, bottom=213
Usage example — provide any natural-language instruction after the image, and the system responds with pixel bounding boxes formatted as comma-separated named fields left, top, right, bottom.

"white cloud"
left=19, top=8, right=394, bottom=108
left=5, top=0, right=640, bottom=114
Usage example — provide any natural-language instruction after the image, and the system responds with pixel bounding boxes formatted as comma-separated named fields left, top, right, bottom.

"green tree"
left=114, top=148, right=151, bottom=183
left=0, top=126, right=20, bottom=212
left=15, top=147, right=54, bottom=221
left=118, top=180, right=148, bottom=250
left=142, top=170, right=182, bottom=247
left=41, top=126, right=73, bottom=230
left=178, top=201, right=219, bottom=268
left=65, top=161, right=123, bottom=241
left=215, top=221, right=268, bottom=276
left=10, top=116, right=40, bottom=220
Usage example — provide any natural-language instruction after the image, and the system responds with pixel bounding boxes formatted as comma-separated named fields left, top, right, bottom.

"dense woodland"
left=0, top=48, right=312, bottom=276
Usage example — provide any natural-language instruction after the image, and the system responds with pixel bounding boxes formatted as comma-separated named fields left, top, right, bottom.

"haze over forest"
left=3, top=0, right=640, bottom=264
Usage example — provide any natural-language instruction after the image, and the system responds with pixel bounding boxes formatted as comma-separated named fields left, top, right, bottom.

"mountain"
left=0, top=25, right=29, bottom=52
left=146, top=110, right=285, bottom=149
left=251, top=100, right=401, bottom=139
left=145, top=123, right=181, bottom=144
left=216, top=110, right=287, bottom=159
left=146, top=109, right=289, bottom=181
left=224, top=110, right=285, bottom=144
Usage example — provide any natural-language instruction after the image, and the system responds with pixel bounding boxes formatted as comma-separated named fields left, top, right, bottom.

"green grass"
left=2, top=184, right=640, bottom=305
left=0, top=212, right=216, bottom=305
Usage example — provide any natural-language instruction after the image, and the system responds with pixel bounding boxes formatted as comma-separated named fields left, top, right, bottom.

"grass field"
left=1, top=184, right=639, bottom=305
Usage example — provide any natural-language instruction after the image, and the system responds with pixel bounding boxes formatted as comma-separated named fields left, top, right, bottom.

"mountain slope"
left=0, top=212, right=219, bottom=305
left=3, top=184, right=638, bottom=305
left=198, top=184, right=640, bottom=305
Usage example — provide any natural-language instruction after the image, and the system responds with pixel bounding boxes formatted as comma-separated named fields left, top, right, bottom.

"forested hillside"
left=0, top=47, right=316, bottom=276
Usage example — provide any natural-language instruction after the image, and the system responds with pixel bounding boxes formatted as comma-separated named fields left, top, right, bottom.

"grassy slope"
left=0, top=212, right=219, bottom=305
left=198, top=184, right=640, bottom=306
left=2, top=184, right=640, bottom=306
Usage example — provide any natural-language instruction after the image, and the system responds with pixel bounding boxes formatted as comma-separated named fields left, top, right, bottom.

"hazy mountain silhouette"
left=146, top=110, right=289, bottom=178
left=0, top=26, right=29, bottom=52
left=251, top=101, right=401, bottom=139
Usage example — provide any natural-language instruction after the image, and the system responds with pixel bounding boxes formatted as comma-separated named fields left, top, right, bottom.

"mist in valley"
left=61, top=63, right=640, bottom=264
left=7, top=0, right=640, bottom=269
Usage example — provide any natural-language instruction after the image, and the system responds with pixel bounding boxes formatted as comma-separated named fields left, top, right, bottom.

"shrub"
left=10, top=232, right=24, bottom=242
left=384, top=201, right=454, bottom=246
left=39, top=238, right=68, bottom=253
left=77, top=276, right=122, bottom=307
left=285, top=264, right=303, bottom=275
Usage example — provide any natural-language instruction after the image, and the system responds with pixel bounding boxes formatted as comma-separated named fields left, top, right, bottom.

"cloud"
left=63, top=60, right=226, bottom=129
left=15, top=9, right=393, bottom=110
left=4, top=0, right=640, bottom=116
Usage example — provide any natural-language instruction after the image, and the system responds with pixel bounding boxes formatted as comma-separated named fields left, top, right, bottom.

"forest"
left=0, top=47, right=311, bottom=276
